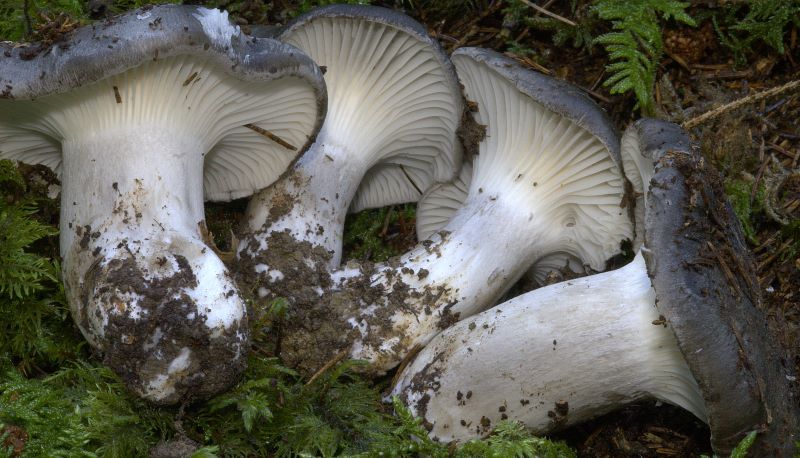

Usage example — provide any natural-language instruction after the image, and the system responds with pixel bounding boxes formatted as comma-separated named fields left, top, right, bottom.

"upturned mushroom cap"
left=0, top=5, right=326, bottom=403
left=416, top=162, right=472, bottom=242
left=643, top=123, right=798, bottom=455
left=450, top=47, right=629, bottom=272
left=279, top=4, right=463, bottom=211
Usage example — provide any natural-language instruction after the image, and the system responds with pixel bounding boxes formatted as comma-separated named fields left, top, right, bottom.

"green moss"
left=0, top=160, right=83, bottom=374
left=724, top=177, right=767, bottom=244
left=780, top=219, right=800, bottom=262
left=503, top=0, right=596, bottom=51
left=343, top=204, right=416, bottom=262
left=713, top=0, right=800, bottom=66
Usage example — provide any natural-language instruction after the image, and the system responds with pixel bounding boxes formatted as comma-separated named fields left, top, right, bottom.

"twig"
left=519, top=0, right=576, bottom=27
left=683, top=79, right=800, bottom=129
left=244, top=123, right=297, bottom=151
left=305, top=350, right=348, bottom=386
left=23, top=0, right=33, bottom=36
left=390, top=344, right=423, bottom=389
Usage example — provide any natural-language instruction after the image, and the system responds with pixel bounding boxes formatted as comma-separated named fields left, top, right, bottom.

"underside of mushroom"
left=393, top=119, right=799, bottom=456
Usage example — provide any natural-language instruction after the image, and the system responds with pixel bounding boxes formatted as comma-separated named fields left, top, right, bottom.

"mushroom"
left=392, top=119, right=798, bottom=456
left=237, top=4, right=463, bottom=275
left=0, top=5, right=326, bottom=403
left=274, top=47, right=632, bottom=376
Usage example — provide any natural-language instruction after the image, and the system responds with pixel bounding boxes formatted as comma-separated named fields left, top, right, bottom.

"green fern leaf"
left=592, top=0, right=695, bottom=115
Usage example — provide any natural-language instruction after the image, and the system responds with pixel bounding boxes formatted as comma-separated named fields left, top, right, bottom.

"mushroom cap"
left=450, top=47, right=630, bottom=271
left=643, top=127, right=798, bottom=455
left=621, top=118, right=692, bottom=250
left=278, top=5, right=463, bottom=212
left=0, top=4, right=327, bottom=201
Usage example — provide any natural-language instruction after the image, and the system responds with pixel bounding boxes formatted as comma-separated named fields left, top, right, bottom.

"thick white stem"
left=339, top=192, right=560, bottom=372
left=60, top=124, right=247, bottom=403
left=391, top=253, right=707, bottom=443
left=242, top=140, right=366, bottom=268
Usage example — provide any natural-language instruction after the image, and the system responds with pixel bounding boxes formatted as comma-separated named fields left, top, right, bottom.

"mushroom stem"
left=242, top=140, right=366, bottom=267
left=272, top=47, right=633, bottom=377
left=60, top=124, right=248, bottom=404
left=280, top=171, right=626, bottom=375
left=391, top=252, right=707, bottom=443
left=344, top=191, right=566, bottom=363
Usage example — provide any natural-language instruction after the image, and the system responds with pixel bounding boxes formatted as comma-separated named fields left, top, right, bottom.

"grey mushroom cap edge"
left=0, top=3, right=327, bottom=130
left=642, top=130, right=797, bottom=455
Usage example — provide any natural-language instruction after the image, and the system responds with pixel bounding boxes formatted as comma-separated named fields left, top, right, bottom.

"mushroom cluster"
left=1, top=4, right=795, bottom=455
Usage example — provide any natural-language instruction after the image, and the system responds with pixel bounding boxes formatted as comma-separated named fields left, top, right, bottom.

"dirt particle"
left=0, top=424, right=27, bottom=457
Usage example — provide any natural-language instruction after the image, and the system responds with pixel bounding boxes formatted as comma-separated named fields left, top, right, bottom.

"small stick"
left=390, top=344, right=423, bottom=389
left=244, top=123, right=297, bottom=151
left=305, top=350, right=348, bottom=386
left=23, top=0, right=33, bottom=36
left=683, top=79, right=800, bottom=129
left=519, top=0, right=576, bottom=26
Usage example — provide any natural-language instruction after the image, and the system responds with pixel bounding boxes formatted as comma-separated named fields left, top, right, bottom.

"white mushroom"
left=274, top=47, right=632, bottom=376
left=0, top=5, right=325, bottom=403
left=238, top=5, right=463, bottom=275
left=416, top=161, right=587, bottom=286
left=393, top=119, right=799, bottom=456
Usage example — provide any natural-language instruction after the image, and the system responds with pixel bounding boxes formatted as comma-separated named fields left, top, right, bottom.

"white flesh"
left=620, top=126, right=654, bottom=251
left=241, top=15, right=461, bottom=268
left=392, top=252, right=707, bottom=443
left=416, top=162, right=587, bottom=286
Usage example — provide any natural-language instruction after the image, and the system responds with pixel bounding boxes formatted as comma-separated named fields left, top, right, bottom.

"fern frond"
left=593, top=0, right=695, bottom=115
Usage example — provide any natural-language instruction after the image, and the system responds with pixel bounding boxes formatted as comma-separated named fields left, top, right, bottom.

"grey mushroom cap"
left=280, top=4, right=464, bottom=212
left=0, top=4, right=326, bottom=103
left=451, top=47, right=620, bottom=166
left=283, top=5, right=440, bottom=43
left=643, top=133, right=798, bottom=455
left=629, top=119, right=692, bottom=163
left=0, top=3, right=327, bottom=202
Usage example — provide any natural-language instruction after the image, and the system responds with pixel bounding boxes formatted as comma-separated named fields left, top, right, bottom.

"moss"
left=724, top=177, right=767, bottom=244
left=343, top=204, right=416, bottom=262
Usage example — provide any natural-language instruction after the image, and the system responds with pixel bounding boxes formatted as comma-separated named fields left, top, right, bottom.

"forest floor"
left=1, top=1, right=798, bottom=456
